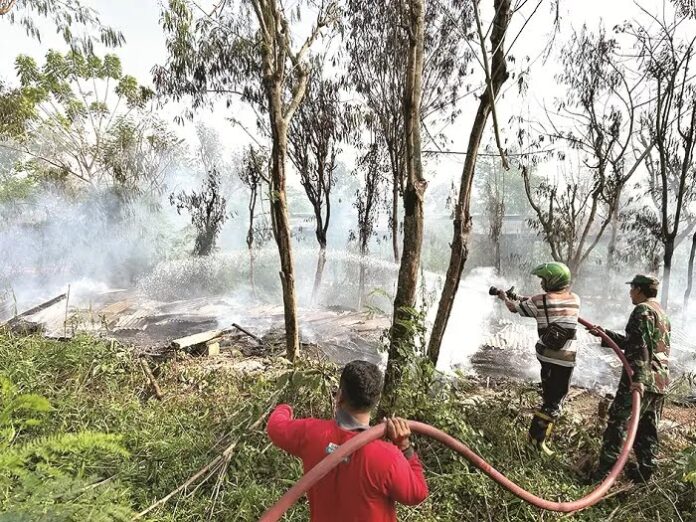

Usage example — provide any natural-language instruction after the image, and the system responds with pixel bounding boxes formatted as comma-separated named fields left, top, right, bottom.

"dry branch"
left=231, top=323, right=263, bottom=344
left=131, top=381, right=288, bottom=520
left=473, top=0, right=509, bottom=170
left=140, top=358, right=164, bottom=400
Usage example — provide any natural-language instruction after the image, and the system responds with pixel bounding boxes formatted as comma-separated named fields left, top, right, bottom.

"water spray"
left=259, top=318, right=640, bottom=519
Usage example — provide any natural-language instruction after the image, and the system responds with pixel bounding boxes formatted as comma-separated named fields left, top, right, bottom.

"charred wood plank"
left=8, top=293, right=67, bottom=322
left=171, top=329, right=225, bottom=349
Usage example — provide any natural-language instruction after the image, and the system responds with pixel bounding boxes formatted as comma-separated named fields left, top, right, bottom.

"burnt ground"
left=7, top=287, right=695, bottom=400
left=5, top=287, right=695, bottom=471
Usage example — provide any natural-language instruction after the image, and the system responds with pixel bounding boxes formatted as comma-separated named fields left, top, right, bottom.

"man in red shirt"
left=267, top=360, right=428, bottom=521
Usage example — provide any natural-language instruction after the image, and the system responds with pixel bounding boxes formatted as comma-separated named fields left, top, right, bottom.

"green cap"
left=626, top=274, right=660, bottom=288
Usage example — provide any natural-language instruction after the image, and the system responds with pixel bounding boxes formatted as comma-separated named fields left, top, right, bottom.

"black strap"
left=542, top=294, right=550, bottom=327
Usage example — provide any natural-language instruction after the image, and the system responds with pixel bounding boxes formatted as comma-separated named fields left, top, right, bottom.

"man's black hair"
left=633, top=283, right=658, bottom=299
left=339, top=360, right=383, bottom=412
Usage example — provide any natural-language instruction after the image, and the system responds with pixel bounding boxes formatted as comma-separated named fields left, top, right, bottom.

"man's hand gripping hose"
left=259, top=317, right=640, bottom=520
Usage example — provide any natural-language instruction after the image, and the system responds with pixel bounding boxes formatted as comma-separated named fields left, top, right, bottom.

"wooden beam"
left=171, top=329, right=224, bottom=349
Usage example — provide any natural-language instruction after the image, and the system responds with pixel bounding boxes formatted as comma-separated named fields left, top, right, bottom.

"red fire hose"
left=259, top=317, right=640, bottom=520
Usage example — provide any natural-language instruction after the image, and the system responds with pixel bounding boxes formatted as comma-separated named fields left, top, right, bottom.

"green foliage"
left=363, top=287, right=392, bottom=317
left=0, top=175, right=37, bottom=203
left=155, top=0, right=264, bottom=117
left=381, top=305, right=428, bottom=412
left=102, top=116, right=183, bottom=196
left=0, top=371, right=131, bottom=521
left=8, top=51, right=153, bottom=132
left=682, top=446, right=696, bottom=485
left=169, top=168, right=229, bottom=256
left=1, top=0, right=125, bottom=53
left=0, top=50, right=177, bottom=194
left=0, top=332, right=694, bottom=521
left=0, top=82, right=36, bottom=138
left=0, top=375, right=51, bottom=446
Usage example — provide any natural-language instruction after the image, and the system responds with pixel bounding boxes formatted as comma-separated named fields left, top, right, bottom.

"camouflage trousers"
left=598, top=385, right=664, bottom=477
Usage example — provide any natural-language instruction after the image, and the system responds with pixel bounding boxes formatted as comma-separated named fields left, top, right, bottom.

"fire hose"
left=259, top=317, right=640, bottom=520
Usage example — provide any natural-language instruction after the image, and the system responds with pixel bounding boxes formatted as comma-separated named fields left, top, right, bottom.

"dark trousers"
left=599, top=384, right=664, bottom=477
left=529, top=361, right=574, bottom=442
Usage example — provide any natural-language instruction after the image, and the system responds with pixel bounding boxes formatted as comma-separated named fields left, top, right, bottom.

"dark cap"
left=626, top=274, right=660, bottom=288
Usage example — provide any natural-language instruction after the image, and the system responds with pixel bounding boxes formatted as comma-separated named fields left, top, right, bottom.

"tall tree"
left=629, top=10, right=696, bottom=307
left=238, top=145, right=270, bottom=295
left=619, top=206, right=665, bottom=273
left=351, top=139, right=387, bottom=309
left=345, top=0, right=473, bottom=263
left=288, top=63, right=350, bottom=303
left=0, top=51, right=177, bottom=194
left=427, top=0, right=512, bottom=365
left=155, top=0, right=337, bottom=360
left=529, top=24, right=651, bottom=273
left=169, top=168, right=229, bottom=256
left=382, top=0, right=427, bottom=404
left=523, top=163, right=604, bottom=274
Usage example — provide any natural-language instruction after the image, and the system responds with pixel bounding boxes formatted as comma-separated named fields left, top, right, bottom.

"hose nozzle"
left=489, top=286, right=519, bottom=301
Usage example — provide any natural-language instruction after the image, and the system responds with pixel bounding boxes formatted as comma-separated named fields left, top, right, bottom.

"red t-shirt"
left=267, top=404, right=428, bottom=522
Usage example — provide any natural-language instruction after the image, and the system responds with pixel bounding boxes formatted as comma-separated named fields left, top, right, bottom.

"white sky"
left=0, top=0, right=680, bottom=191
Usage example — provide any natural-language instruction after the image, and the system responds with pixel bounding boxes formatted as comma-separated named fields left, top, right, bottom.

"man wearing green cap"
left=496, top=261, right=580, bottom=454
left=589, top=274, right=671, bottom=482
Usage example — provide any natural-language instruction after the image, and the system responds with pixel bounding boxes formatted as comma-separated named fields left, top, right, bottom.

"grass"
left=0, top=332, right=694, bottom=521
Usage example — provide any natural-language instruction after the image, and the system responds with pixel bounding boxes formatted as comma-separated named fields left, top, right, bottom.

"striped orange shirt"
left=514, top=291, right=581, bottom=367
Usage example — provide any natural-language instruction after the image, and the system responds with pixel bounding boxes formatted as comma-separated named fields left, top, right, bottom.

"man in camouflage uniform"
left=589, top=275, right=671, bottom=482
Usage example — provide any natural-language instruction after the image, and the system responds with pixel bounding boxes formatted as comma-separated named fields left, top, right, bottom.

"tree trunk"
left=391, top=175, right=400, bottom=263
left=310, top=203, right=328, bottom=304
left=606, top=190, right=622, bottom=271
left=683, top=231, right=696, bottom=313
left=247, top=189, right=257, bottom=296
left=195, top=228, right=215, bottom=256
left=383, top=0, right=426, bottom=404
left=494, top=237, right=501, bottom=273
left=358, top=250, right=366, bottom=310
left=661, top=236, right=675, bottom=309
left=268, top=88, right=300, bottom=361
left=248, top=244, right=256, bottom=294
left=312, top=243, right=326, bottom=306
left=426, top=0, right=511, bottom=365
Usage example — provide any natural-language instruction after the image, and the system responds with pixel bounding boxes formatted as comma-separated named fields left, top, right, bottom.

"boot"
left=528, top=411, right=555, bottom=456
left=627, top=463, right=653, bottom=483
left=586, top=458, right=614, bottom=484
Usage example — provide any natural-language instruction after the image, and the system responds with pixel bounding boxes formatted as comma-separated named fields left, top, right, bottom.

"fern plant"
left=0, top=375, right=51, bottom=447
left=0, top=377, right=132, bottom=520
left=682, top=446, right=696, bottom=486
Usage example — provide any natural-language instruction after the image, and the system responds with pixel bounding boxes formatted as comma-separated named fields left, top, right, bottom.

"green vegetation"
left=1, top=50, right=180, bottom=193
left=0, top=332, right=694, bottom=521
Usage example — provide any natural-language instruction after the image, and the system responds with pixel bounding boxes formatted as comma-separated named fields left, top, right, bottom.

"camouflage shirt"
left=604, top=298, right=671, bottom=394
